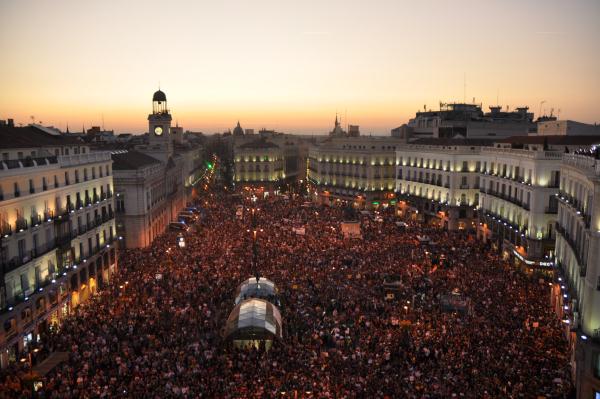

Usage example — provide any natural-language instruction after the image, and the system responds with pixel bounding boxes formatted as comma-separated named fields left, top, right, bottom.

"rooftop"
left=497, top=135, right=600, bottom=146
left=0, top=125, right=83, bottom=149
left=409, top=137, right=495, bottom=147
left=111, top=150, right=161, bottom=170
left=238, top=138, right=279, bottom=149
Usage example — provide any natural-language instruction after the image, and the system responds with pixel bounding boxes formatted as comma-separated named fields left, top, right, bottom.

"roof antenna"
left=345, top=108, right=347, bottom=132
left=463, top=72, right=466, bottom=103
left=102, top=114, right=105, bottom=131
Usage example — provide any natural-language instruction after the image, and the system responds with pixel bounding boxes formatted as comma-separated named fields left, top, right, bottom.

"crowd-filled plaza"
left=1, top=181, right=573, bottom=398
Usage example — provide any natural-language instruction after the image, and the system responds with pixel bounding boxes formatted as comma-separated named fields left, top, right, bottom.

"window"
left=20, top=273, right=30, bottom=294
left=593, top=352, right=600, bottom=379
left=29, top=179, right=35, bottom=194
left=83, top=168, right=88, bottom=181
left=54, top=175, right=58, bottom=188
left=42, top=177, right=47, bottom=191
left=14, top=182, right=20, bottom=197
left=65, top=171, right=70, bottom=185
left=18, top=239, right=26, bottom=260
left=17, top=152, right=23, bottom=159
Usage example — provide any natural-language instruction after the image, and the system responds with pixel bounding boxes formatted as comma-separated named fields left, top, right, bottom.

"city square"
left=1, top=170, right=574, bottom=396
left=1, top=1, right=599, bottom=397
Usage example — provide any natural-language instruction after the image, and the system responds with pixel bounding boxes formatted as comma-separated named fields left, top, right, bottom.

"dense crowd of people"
left=1, top=184, right=572, bottom=398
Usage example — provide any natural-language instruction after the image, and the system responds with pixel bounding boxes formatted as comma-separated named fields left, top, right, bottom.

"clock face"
left=154, top=126, right=163, bottom=135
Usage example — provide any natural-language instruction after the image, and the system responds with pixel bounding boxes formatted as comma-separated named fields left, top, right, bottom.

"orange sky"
left=1, top=0, right=599, bottom=134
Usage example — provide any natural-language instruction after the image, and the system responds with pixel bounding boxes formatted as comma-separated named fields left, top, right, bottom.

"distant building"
left=390, top=124, right=411, bottom=141
left=538, top=120, right=600, bottom=136
left=348, top=125, right=360, bottom=137
left=233, top=138, right=284, bottom=196
left=170, top=125, right=184, bottom=145
left=86, top=126, right=115, bottom=144
left=329, top=114, right=346, bottom=137
left=233, top=121, right=244, bottom=137
left=308, top=136, right=403, bottom=208
left=404, top=103, right=535, bottom=139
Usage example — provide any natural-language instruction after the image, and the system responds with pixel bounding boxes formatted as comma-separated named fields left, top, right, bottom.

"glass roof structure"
left=224, top=298, right=283, bottom=341
left=235, top=277, right=279, bottom=306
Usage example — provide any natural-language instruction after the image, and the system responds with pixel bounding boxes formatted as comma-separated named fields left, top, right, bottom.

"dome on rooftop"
left=153, top=90, right=167, bottom=102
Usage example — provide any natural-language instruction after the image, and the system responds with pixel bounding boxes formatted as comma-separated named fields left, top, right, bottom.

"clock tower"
left=147, top=89, right=173, bottom=162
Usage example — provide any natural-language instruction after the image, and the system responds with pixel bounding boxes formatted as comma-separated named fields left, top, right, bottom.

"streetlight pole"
left=250, top=207, right=262, bottom=283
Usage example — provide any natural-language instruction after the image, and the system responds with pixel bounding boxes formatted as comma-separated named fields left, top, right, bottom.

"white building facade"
left=554, top=152, right=600, bottom=398
left=110, top=90, right=200, bottom=249
left=478, top=144, right=562, bottom=265
left=308, top=137, right=401, bottom=209
left=0, top=124, right=117, bottom=367
left=233, top=138, right=284, bottom=196
left=395, top=138, right=486, bottom=230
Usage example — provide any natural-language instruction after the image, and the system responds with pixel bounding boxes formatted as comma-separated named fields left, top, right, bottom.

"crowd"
left=1, top=185, right=573, bottom=398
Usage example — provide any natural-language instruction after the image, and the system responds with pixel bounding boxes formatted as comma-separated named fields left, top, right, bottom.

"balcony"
left=30, top=213, right=43, bottom=227
left=555, top=222, right=585, bottom=270
left=0, top=240, right=57, bottom=274
left=557, top=192, right=590, bottom=228
left=15, top=218, right=28, bottom=232
left=53, top=208, right=70, bottom=222
left=0, top=222, right=12, bottom=237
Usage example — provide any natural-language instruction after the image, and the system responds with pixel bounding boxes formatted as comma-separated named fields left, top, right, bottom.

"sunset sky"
left=1, top=0, right=599, bottom=134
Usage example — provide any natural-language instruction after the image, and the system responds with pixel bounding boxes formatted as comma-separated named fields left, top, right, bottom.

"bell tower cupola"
left=152, top=89, right=168, bottom=114
left=147, top=88, right=173, bottom=162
